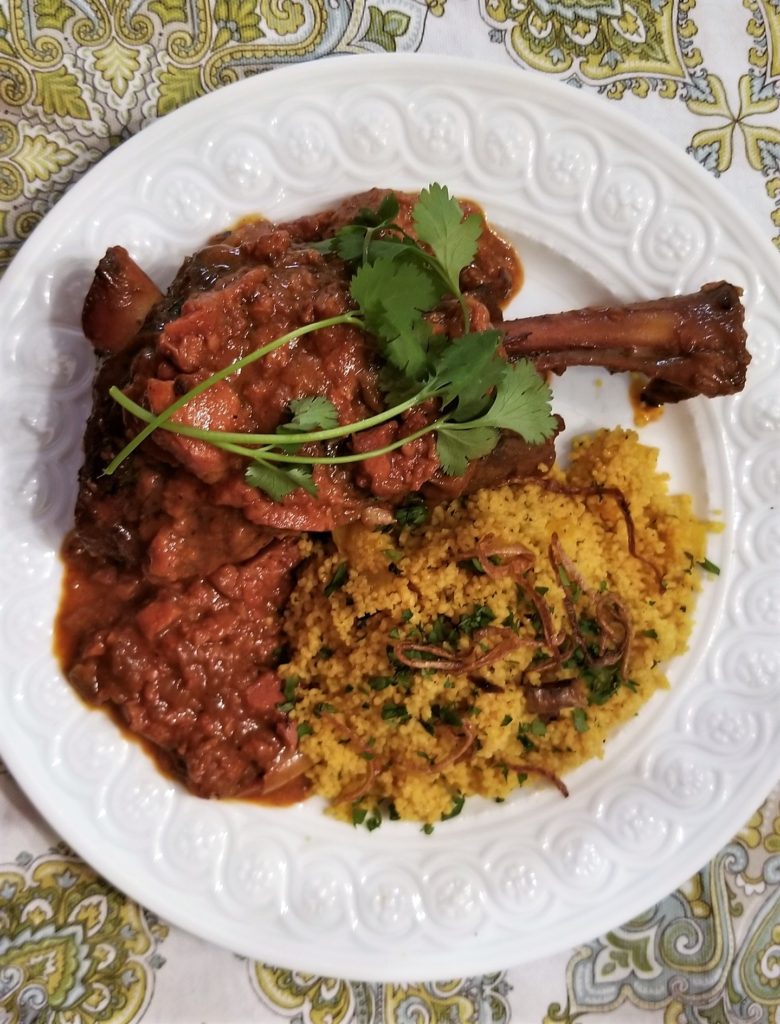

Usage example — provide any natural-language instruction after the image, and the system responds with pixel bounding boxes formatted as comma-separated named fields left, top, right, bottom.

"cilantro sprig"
left=105, top=185, right=556, bottom=500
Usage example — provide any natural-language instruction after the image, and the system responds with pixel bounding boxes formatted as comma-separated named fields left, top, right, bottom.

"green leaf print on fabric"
left=362, top=6, right=412, bottom=50
left=149, top=0, right=192, bottom=25
left=156, top=62, right=205, bottom=115
left=92, top=38, right=142, bottom=98
left=33, top=66, right=90, bottom=119
left=214, top=0, right=263, bottom=44
left=32, top=0, right=76, bottom=33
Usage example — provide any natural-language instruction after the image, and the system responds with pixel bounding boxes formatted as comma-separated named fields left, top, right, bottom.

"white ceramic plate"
left=1, top=55, right=778, bottom=982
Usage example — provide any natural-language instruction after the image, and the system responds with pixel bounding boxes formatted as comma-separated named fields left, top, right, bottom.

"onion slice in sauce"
left=259, top=749, right=313, bottom=796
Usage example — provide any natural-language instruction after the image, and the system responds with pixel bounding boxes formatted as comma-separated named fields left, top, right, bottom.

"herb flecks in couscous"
left=279, top=429, right=715, bottom=826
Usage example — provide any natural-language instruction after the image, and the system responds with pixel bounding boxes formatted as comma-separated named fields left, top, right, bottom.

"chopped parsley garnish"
left=697, top=556, right=720, bottom=575
left=282, top=676, right=299, bottom=701
left=641, top=628, right=659, bottom=640
left=572, top=708, right=589, bottom=733
left=394, top=494, right=429, bottom=527
left=501, top=611, right=518, bottom=631
left=557, top=565, right=582, bottom=601
left=441, top=793, right=466, bottom=820
left=297, top=721, right=313, bottom=738
left=368, top=676, right=394, bottom=691
left=352, top=805, right=367, bottom=826
left=519, top=737, right=536, bottom=752
left=324, top=561, right=348, bottom=597
left=381, top=702, right=410, bottom=723
left=105, top=185, right=556, bottom=497
left=457, top=557, right=486, bottom=575
left=579, top=616, right=599, bottom=637
left=425, top=615, right=457, bottom=645
left=422, top=823, right=435, bottom=835
left=431, top=702, right=463, bottom=727
left=457, top=604, right=496, bottom=636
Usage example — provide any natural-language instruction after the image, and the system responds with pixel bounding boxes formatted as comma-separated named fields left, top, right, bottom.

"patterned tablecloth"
left=2, top=3, right=780, bottom=1022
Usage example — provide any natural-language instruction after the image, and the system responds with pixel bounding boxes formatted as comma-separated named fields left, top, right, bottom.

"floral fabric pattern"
left=1, top=1, right=779, bottom=1021
left=250, top=967, right=512, bottom=1022
left=0, top=845, right=168, bottom=1024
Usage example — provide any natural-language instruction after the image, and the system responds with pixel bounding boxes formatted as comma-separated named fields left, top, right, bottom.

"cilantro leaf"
left=436, top=425, right=499, bottom=476
left=351, top=257, right=441, bottom=378
left=338, top=232, right=412, bottom=266
left=428, top=330, right=504, bottom=420
left=384, top=319, right=434, bottom=380
left=351, top=257, right=441, bottom=328
left=468, top=359, right=556, bottom=444
left=412, top=184, right=482, bottom=295
left=318, top=193, right=403, bottom=264
left=376, top=193, right=400, bottom=221
left=282, top=396, right=339, bottom=432
left=355, top=193, right=400, bottom=227
left=394, top=493, right=429, bottom=527
left=244, top=461, right=318, bottom=500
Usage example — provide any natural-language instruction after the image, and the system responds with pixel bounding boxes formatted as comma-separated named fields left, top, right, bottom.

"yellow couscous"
left=280, top=429, right=715, bottom=826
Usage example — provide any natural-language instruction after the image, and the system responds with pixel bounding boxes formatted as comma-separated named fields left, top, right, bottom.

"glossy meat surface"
left=502, top=281, right=749, bottom=405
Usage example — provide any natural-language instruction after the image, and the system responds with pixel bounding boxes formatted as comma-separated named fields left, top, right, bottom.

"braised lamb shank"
left=58, top=189, right=749, bottom=800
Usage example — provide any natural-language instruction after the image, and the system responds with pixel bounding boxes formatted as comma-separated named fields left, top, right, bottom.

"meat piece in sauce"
left=62, top=538, right=303, bottom=797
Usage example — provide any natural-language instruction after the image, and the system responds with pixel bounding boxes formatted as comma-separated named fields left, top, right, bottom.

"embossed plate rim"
left=0, top=55, right=778, bottom=981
